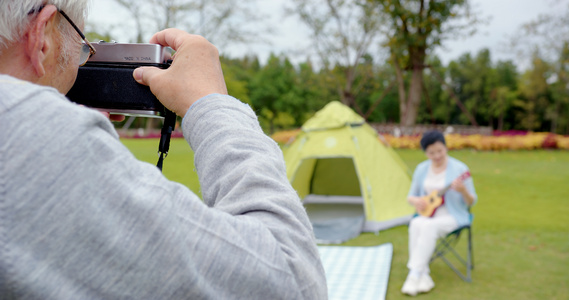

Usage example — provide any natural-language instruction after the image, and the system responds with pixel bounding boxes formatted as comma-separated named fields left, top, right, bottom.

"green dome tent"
left=283, top=101, right=414, bottom=243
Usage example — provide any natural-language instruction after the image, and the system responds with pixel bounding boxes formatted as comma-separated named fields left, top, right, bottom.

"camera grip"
left=66, top=65, right=165, bottom=116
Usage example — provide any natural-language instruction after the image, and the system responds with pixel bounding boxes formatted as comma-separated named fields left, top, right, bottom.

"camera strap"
left=156, top=110, right=177, bottom=171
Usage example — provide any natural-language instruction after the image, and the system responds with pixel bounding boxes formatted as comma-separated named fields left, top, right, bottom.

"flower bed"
left=383, top=133, right=569, bottom=150
left=271, top=129, right=569, bottom=150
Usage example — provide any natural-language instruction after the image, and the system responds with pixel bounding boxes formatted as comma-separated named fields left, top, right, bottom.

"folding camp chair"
left=430, top=222, right=474, bottom=282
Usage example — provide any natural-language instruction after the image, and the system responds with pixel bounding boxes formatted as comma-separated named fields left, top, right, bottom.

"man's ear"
left=25, top=5, right=59, bottom=78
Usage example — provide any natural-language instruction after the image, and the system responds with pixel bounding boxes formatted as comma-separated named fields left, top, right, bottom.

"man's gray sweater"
left=0, top=75, right=327, bottom=299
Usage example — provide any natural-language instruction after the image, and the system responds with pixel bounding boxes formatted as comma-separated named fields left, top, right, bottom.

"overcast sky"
left=89, top=0, right=566, bottom=68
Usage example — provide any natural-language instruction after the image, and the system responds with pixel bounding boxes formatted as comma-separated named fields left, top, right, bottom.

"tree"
left=489, top=61, right=519, bottom=131
left=516, top=54, right=552, bottom=131
left=373, top=0, right=485, bottom=126
left=293, top=60, right=333, bottom=124
left=547, top=42, right=569, bottom=134
left=85, top=31, right=113, bottom=44
left=114, top=0, right=146, bottom=42
left=512, top=1, right=569, bottom=64
left=289, top=0, right=387, bottom=113
left=417, top=55, right=450, bottom=124
left=220, top=55, right=262, bottom=106
left=510, top=1, right=569, bottom=133
left=249, top=54, right=299, bottom=133
left=112, top=0, right=266, bottom=47
left=108, top=0, right=267, bottom=133
left=446, top=49, right=495, bottom=125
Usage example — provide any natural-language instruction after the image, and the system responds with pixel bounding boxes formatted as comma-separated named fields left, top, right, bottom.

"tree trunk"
left=498, top=112, right=504, bottom=131
left=422, top=81, right=435, bottom=124
left=402, top=67, right=424, bottom=126
left=551, top=101, right=560, bottom=133
left=341, top=89, right=353, bottom=106
left=392, top=46, right=426, bottom=127
left=340, top=68, right=352, bottom=107
left=392, top=54, right=407, bottom=124
left=342, top=90, right=364, bottom=116
left=341, top=66, right=365, bottom=116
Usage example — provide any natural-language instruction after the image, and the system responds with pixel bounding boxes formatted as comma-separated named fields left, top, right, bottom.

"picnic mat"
left=317, top=243, right=393, bottom=300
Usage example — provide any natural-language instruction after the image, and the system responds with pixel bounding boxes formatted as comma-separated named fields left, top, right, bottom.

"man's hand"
left=132, top=29, right=228, bottom=117
left=100, top=112, right=126, bottom=122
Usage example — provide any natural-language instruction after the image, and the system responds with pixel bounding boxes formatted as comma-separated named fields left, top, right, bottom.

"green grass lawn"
left=122, top=138, right=202, bottom=198
left=122, top=138, right=569, bottom=299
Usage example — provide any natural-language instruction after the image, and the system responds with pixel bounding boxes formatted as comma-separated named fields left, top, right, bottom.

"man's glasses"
left=28, top=5, right=96, bottom=66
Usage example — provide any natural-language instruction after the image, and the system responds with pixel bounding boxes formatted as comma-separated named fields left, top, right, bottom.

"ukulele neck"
left=437, top=186, right=451, bottom=197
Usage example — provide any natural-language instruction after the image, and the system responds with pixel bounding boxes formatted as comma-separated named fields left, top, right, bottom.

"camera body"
left=66, top=41, right=173, bottom=117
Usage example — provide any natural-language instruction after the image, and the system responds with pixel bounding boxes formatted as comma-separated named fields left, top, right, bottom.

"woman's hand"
left=451, top=178, right=467, bottom=194
left=408, top=196, right=426, bottom=212
left=451, top=178, right=475, bottom=206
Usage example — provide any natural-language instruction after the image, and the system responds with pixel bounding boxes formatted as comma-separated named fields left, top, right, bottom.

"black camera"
left=66, top=41, right=173, bottom=117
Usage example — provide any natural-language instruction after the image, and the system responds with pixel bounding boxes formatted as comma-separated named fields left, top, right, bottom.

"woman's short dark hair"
left=420, top=130, right=446, bottom=151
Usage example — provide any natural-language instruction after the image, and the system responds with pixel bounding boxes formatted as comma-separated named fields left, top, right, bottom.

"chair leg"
left=466, top=226, right=472, bottom=282
left=469, top=226, right=474, bottom=270
left=440, top=242, right=472, bottom=282
left=431, top=226, right=473, bottom=282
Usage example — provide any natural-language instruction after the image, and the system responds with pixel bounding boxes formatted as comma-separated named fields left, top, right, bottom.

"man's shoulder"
left=0, top=74, right=64, bottom=114
left=0, top=74, right=114, bottom=139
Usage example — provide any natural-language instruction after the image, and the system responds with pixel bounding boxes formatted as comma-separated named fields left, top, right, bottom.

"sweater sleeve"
left=449, top=157, right=478, bottom=206
left=0, top=83, right=326, bottom=299
left=408, top=160, right=428, bottom=198
left=463, top=168, right=478, bottom=206
left=183, top=95, right=327, bottom=298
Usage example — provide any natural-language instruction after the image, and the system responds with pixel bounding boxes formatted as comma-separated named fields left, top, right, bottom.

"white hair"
left=0, top=0, right=90, bottom=52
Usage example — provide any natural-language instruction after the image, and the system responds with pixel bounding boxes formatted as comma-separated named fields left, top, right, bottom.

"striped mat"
left=317, top=243, right=393, bottom=300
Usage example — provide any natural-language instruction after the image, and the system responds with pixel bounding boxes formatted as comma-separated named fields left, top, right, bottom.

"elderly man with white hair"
left=0, top=1, right=327, bottom=299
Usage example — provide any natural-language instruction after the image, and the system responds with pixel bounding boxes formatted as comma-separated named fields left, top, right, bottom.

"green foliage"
left=489, top=61, right=519, bottom=131
left=447, top=49, right=497, bottom=125
left=378, top=0, right=476, bottom=51
left=506, top=2, right=569, bottom=133
left=85, top=31, right=113, bottom=43
left=108, top=43, right=569, bottom=134
left=516, top=54, right=553, bottom=131
left=547, top=42, right=569, bottom=134
left=221, top=55, right=259, bottom=105
left=86, top=1, right=568, bottom=134
left=418, top=55, right=450, bottom=124
left=249, top=54, right=299, bottom=133
left=247, top=54, right=335, bottom=133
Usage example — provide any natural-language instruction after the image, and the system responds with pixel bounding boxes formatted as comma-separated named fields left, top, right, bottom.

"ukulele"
left=418, top=171, right=471, bottom=217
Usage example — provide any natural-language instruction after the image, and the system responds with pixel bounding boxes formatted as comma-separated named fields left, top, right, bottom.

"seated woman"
left=401, top=130, right=477, bottom=296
